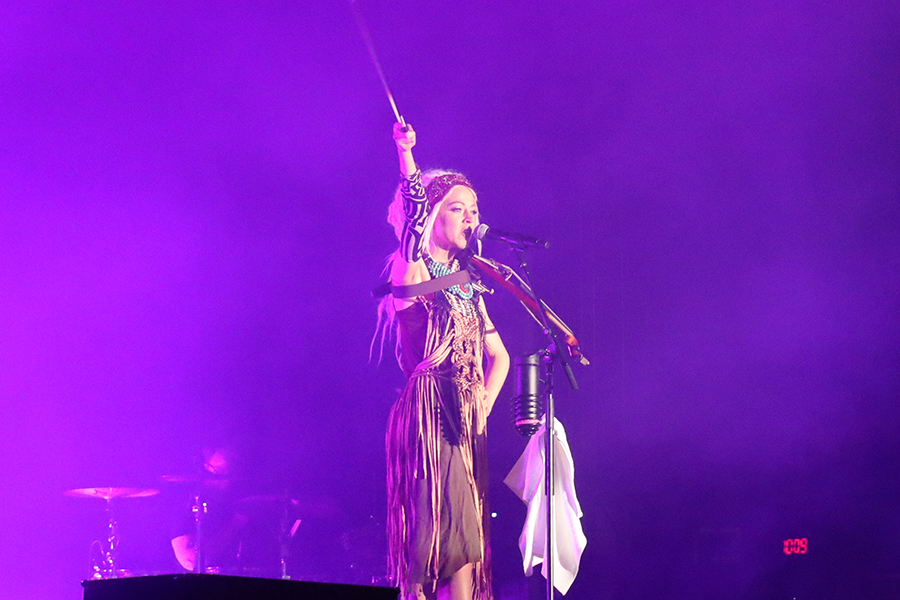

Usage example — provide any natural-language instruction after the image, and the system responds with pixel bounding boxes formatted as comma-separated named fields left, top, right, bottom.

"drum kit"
left=64, top=480, right=335, bottom=581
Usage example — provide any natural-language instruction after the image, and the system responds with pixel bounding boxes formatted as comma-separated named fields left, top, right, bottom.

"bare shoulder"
left=390, top=251, right=428, bottom=286
left=390, top=252, right=429, bottom=311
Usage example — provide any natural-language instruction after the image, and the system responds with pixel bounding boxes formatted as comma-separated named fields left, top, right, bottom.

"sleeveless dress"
left=385, top=175, right=493, bottom=599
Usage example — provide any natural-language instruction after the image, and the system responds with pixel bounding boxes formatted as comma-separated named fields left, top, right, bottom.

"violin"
left=468, top=254, right=589, bottom=366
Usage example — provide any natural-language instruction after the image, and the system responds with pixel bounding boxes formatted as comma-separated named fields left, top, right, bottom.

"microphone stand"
left=508, top=244, right=579, bottom=600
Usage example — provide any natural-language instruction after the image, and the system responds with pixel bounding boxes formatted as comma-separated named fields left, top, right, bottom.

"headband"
left=425, top=173, right=474, bottom=207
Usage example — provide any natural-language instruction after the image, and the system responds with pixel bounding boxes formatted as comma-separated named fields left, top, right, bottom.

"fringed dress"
left=386, top=172, right=493, bottom=600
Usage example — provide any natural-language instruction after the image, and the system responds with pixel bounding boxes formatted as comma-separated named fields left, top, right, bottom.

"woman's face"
left=431, top=185, right=479, bottom=256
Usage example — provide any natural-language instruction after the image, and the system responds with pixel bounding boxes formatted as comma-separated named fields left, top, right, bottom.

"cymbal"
left=237, top=494, right=298, bottom=506
left=64, top=487, right=159, bottom=500
left=237, top=495, right=338, bottom=516
left=160, top=474, right=236, bottom=484
left=160, top=474, right=199, bottom=483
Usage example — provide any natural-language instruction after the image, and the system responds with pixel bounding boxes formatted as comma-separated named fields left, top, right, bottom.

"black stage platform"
left=82, top=574, right=399, bottom=600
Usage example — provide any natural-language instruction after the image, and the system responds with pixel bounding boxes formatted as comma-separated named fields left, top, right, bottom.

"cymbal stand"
left=279, top=499, right=302, bottom=579
left=90, top=499, right=120, bottom=579
left=192, top=493, right=208, bottom=573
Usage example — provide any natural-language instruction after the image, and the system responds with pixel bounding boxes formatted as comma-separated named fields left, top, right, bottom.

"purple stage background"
left=1, top=1, right=898, bottom=598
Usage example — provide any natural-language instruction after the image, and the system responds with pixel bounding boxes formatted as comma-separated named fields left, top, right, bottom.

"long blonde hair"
left=371, top=168, right=474, bottom=364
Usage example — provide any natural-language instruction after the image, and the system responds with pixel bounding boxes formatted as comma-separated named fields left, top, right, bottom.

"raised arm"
left=390, top=122, right=429, bottom=310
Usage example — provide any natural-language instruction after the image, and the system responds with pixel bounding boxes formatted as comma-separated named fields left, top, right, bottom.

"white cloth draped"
left=503, top=417, right=587, bottom=595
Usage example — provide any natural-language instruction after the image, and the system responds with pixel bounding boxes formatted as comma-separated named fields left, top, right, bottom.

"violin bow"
left=351, top=0, right=406, bottom=127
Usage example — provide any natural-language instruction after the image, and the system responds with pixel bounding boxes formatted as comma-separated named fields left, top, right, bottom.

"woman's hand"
left=394, top=122, right=417, bottom=177
left=393, top=121, right=415, bottom=152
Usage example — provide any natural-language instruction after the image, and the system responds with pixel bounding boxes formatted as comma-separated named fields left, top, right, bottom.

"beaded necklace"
left=425, top=256, right=479, bottom=320
left=426, top=257, right=474, bottom=300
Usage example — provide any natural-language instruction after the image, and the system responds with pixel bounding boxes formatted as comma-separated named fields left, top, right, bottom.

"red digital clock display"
left=782, top=538, right=808, bottom=555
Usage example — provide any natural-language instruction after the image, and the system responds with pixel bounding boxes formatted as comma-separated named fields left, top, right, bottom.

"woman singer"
left=378, top=122, right=510, bottom=600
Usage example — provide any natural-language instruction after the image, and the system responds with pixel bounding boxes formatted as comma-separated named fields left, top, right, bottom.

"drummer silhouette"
left=169, top=444, right=303, bottom=578
left=169, top=446, right=250, bottom=574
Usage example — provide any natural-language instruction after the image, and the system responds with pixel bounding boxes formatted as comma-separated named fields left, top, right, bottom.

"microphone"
left=513, top=352, right=543, bottom=437
left=473, top=223, right=548, bottom=250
